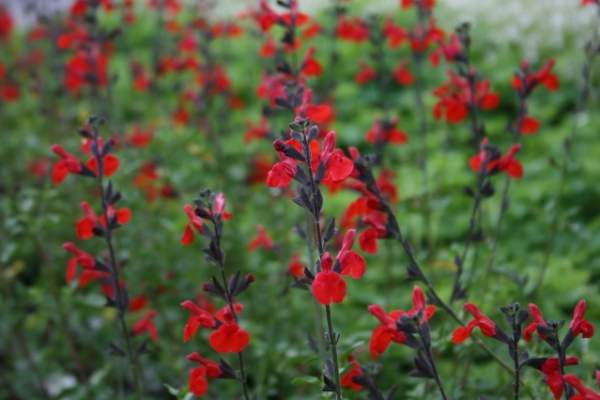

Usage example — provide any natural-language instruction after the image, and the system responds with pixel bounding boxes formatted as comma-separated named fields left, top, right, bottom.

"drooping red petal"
left=266, top=160, right=296, bottom=188
left=340, top=251, right=366, bottom=279
left=208, top=322, right=250, bottom=353
left=518, top=115, right=540, bottom=134
left=181, top=225, right=194, bottom=245
left=311, top=270, right=346, bottom=305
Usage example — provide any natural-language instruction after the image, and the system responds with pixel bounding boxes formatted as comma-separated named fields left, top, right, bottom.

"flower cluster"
left=51, top=118, right=148, bottom=397
left=368, top=286, right=447, bottom=397
left=180, top=190, right=253, bottom=398
left=512, top=59, right=559, bottom=134
left=452, top=300, right=598, bottom=399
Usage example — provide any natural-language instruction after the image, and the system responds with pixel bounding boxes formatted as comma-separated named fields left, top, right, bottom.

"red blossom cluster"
left=512, top=59, right=559, bottom=134
left=368, top=286, right=436, bottom=359
left=179, top=191, right=253, bottom=397
left=452, top=300, right=598, bottom=399
left=433, top=70, right=500, bottom=124
left=469, top=138, right=523, bottom=179
left=52, top=119, right=158, bottom=355
left=311, top=229, right=366, bottom=305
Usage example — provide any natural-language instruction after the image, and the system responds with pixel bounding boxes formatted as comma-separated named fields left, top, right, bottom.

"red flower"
left=64, top=50, right=110, bottom=94
left=126, top=126, right=154, bottom=147
left=393, top=63, right=414, bottom=85
left=512, top=59, right=559, bottom=94
left=301, top=47, right=322, bottom=77
left=131, top=62, right=151, bottom=92
left=383, top=20, right=407, bottom=48
left=359, top=227, right=387, bottom=254
left=180, top=300, right=217, bottom=342
left=302, top=103, right=335, bottom=126
left=173, top=106, right=190, bottom=125
left=336, top=17, right=369, bottom=42
left=569, top=299, right=595, bottom=339
left=430, top=34, right=464, bottom=66
left=320, top=131, right=354, bottom=182
left=469, top=139, right=523, bottom=179
left=539, top=357, right=580, bottom=399
left=409, top=22, right=445, bottom=53
left=129, top=294, right=149, bottom=312
left=266, top=157, right=297, bottom=188
left=564, top=374, right=600, bottom=400
left=209, top=322, right=250, bottom=353
left=186, top=352, right=222, bottom=397
left=311, top=253, right=346, bottom=305
left=433, top=71, right=499, bottom=124
left=248, top=225, right=274, bottom=252
left=377, top=170, right=399, bottom=203
left=0, top=6, right=13, bottom=40
left=63, top=242, right=101, bottom=286
left=181, top=204, right=204, bottom=245
left=451, top=303, right=497, bottom=344
left=287, top=253, right=305, bottom=278
left=337, top=229, right=366, bottom=279
left=76, top=201, right=131, bottom=240
left=251, top=0, right=279, bottom=32
left=247, top=155, right=272, bottom=185
left=355, top=63, right=376, bottom=85
left=1, top=83, right=19, bottom=102
left=260, top=37, right=277, bottom=58
left=86, top=154, right=120, bottom=178
left=367, top=286, right=435, bottom=359
left=244, top=117, right=270, bottom=143
left=518, top=115, right=540, bottom=134
left=401, top=0, right=436, bottom=9
left=365, top=120, right=408, bottom=145
left=523, top=303, right=547, bottom=341
left=132, top=310, right=159, bottom=342
left=340, top=355, right=364, bottom=391
left=50, top=144, right=83, bottom=185
left=302, top=21, right=322, bottom=39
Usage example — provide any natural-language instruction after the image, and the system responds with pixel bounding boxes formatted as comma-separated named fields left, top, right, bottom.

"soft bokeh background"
left=1, top=0, right=599, bottom=399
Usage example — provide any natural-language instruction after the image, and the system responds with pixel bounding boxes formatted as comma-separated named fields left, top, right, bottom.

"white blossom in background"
left=4, top=0, right=597, bottom=60
left=440, top=0, right=598, bottom=60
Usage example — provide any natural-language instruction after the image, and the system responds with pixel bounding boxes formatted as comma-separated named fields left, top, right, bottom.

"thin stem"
left=303, top=135, right=342, bottom=400
left=94, top=137, right=142, bottom=400
left=325, top=305, right=342, bottom=400
left=513, top=349, right=520, bottom=400
left=482, top=175, right=511, bottom=280
left=418, top=329, right=448, bottom=400
left=450, top=188, right=483, bottom=303
left=511, top=317, right=520, bottom=400
left=305, top=211, right=327, bottom=360
left=216, top=251, right=251, bottom=400
left=102, top=196, right=143, bottom=400
left=369, top=187, right=515, bottom=374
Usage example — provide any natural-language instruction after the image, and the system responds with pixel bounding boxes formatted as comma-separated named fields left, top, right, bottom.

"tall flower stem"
left=510, top=317, right=520, bottom=400
left=303, top=134, right=342, bottom=400
left=365, top=181, right=514, bottom=375
left=213, top=226, right=251, bottom=400
left=417, top=328, right=448, bottom=400
left=94, top=145, right=142, bottom=400
left=304, top=212, right=327, bottom=359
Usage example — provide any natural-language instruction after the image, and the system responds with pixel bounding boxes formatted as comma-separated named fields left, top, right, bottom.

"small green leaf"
left=291, top=375, right=320, bottom=386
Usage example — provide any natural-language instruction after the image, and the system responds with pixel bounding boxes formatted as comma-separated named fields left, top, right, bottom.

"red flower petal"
left=311, top=270, right=346, bottom=305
